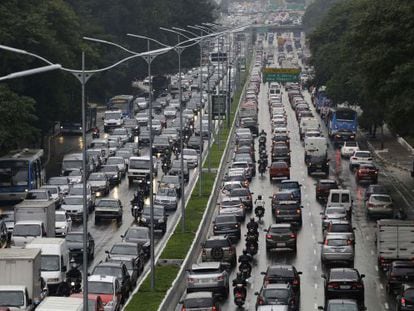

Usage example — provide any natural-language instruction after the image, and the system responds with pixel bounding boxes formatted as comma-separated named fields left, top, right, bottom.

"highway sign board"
left=212, top=95, right=226, bottom=119
left=262, top=67, right=301, bottom=83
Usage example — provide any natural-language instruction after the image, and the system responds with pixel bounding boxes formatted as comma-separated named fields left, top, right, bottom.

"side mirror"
left=318, top=307, right=324, bottom=310
left=360, top=274, right=365, bottom=278
left=298, top=271, right=302, bottom=275
left=320, top=212, right=324, bottom=215
left=300, top=206, right=304, bottom=209
left=28, top=298, right=33, bottom=305
left=120, top=235, right=124, bottom=239
left=105, top=250, right=109, bottom=254
left=321, top=274, right=326, bottom=279
left=260, top=271, right=266, bottom=275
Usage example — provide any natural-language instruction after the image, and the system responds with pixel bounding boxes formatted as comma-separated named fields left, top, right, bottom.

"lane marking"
left=371, top=250, right=375, bottom=255
left=314, top=265, right=318, bottom=271
left=314, top=303, right=318, bottom=309
left=314, top=283, right=318, bottom=289
left=379, top=283, right=384, bottom=290
left=375, top=265, right=379, bottom=272
left=384, top=302, right=389, bottom=310
left=313, top=249, right=317, bottom=255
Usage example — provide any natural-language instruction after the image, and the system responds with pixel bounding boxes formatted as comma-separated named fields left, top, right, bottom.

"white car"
left=341, top=141, right=360, bottom=158
left=55, top=211, right=72, bottom=237
left=61, top=195, right=84, bottom=222
left=107, top=156, right=127, bottom=176
left=69, top=183, right=95, bottom=211
left=181, top=148, right=198, bottom=168
left=164, top=107, right=177, bottom=118
left=349, top=150, right=373, bottom=170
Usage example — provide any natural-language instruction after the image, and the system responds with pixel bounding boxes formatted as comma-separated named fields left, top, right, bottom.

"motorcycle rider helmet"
left=258, top=195, right=262, bottom=200
left=242, top=249, right=248, bottom=255
left=70, top=258, right=77, bottom=270
left=250, top=217, right=255, bottom=222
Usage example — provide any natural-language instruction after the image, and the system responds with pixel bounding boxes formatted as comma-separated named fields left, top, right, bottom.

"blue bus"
left=0, top=149, right=45, bottom=202
left=328, top=108, right=358, bottom=143
left=107, top=95, right=135, bottom=118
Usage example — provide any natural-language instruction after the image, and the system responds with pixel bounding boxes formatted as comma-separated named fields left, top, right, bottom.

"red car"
left=269, top=161, right=290, bottom=181
left=356, top=163, right=378, bottom=184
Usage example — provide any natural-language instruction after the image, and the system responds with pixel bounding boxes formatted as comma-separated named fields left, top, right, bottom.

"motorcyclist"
left=260, top=129, right=267, bottom=137
left=258, top=158, right=266, bottom=173
left=238, top=249, right=253, bottom=264
left=66, top=258, right=82, bottom=281
left=255, top=195, right=265, bottom=209
left=246, top=217, right=259, bottom=232
left=232, top=272, right=248, bottom=288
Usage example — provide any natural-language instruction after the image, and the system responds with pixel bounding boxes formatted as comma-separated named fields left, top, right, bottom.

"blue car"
left=279, top=180, right=302, bottom=204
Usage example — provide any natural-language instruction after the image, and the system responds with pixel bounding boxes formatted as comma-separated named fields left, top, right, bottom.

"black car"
left=274, top=201, right=303, bottom=227
left=92, top=261, right=132, bottom=299
left=213, top=214, right=241, bottom=241
left=66, top=231, right=95, bottom=261
left=106, top=242, right=145, bottom=275
left=100, top=165, right=121, bottom=185
left=307, top=155, right=329, bottom=176
left=271, top=144, right=291, bottom=165
left=152, top=135, right=172, bottom=155
left=122, top=226, right=151, bottom=259
left=138, top=128, right=152, bottom=146
left=386, top=261, right=414, bottom=294
left=261, top=264, right=302, bottom=296
left=255, top=283, right=298, bottom=310
left=139, top=205, right=167, bottom=234
left=229, top=187, right=253, bottom=211
left=396, top=283, right=414, bottom=311
left=316, top=179, right=339, bottom=202
left=169, top=160, right=190, bottom=183
left=322, top=268, right=365, bottom=307
left=270, top=191, right=296, bottom=213
left=187, top=136, right=203, bottom=153
left=105, top=256, right=140, bottom=287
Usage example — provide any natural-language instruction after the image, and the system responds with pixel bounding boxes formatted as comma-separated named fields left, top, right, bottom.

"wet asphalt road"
left=174, top=38, right=414, bottom=311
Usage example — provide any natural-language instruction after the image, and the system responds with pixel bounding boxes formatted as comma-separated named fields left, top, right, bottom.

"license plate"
left=199, top=279, right=212, bottom=284
left=340, top=285, right=351, bottom=289
left=277, top=243, right=286, bottom=247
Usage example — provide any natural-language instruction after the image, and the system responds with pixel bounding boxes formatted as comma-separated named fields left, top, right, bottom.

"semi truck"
left=0, top=248, right=46, bottom=310
left=376, top=220, right=414, bottom=272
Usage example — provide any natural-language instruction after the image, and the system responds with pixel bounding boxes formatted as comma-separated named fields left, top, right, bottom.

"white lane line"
left=379, top=283, right=384, bottom=290
left=314, top=283, right=318, bottom=289
left=375, top=265, right=379, bottom=272
left=366, top=235, right=370, bottom=241
left=306, top=202, right=310, bottom=206
left=313, top=249, right=317, bottom=255
left=309, top=212, right=312, bottom=216
left=314, top=303, right=318, bottom=309
left=312, top=234, right=316, bottom=240
left=371, top=250, right=375, bottom=255
left=384, top=302, right=389, bottom=310
left=314, top=265, right=318, bottom=271
left=310, top=222, right=314, bottom=227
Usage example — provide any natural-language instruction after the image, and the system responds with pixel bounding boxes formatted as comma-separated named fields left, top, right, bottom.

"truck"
left=12, top=200, right=56, bottom=247
left=0, top=248, right=46, bottom=310
left=35, top=296, right=83, bottom=311
left=127, top=156, right=158, bottom=184
left=26, top=238, right=69, bottom=291
left=376, top=220, right=414, bottom=272
left=304, top=137, right=329, bottom=176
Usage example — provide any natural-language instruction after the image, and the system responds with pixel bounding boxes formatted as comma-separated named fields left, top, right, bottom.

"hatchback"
left=386, top=261, right=414, bottom=294
left=265, top=224, right=297, bottom=252
left=255, top=284, right=298, bottom=310
left=320, top=233, right=354, bottom=267
left=261, top=265, right=302, bottom=296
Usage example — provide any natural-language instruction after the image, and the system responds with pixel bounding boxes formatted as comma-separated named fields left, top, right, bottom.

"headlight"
left=70, top=281, right=75, bottom=286
left=158, top=218, right=164, bottom=223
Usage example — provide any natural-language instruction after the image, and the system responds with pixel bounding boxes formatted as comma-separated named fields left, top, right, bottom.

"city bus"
left=107, top=95, right=135, bottom=118
left=0, top=149, right=44, bottom=202
left=328, top=107, right=358, bottom=144
left=60, top=103, right=97, bottom=135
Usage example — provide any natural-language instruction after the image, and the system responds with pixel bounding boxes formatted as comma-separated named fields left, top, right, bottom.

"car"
left=270, top=191, right=295, bottom=213
left=100, top=164, right=121, bottom=185
left=92, top=261, right=132, bottom=299
left=169, top=160, right=190, bottom=183
left=340, top=141, right=360, bottom=158
left=274, top=201, right=303, bottom=227
left=364, top=184, right=388, bottom=201
left=47, top=176, right=71, bottom=195
left=187, top=136, right=203, bottom=153
left=318, top=299, right=360, bottom=311
left=40, top=185, right=63, bottom=207
left=224, top=170, right=249, bottom=188
left=320, top=233, right=354, bottom=266
left=322, top=268, right=365, bottom=307
left=1, top=211, right=14, bottom=240
left=321, top=206, right=349, bottom=230
left=112, top=127, right=132, bottom=143
left=355, top=163, right=378, bottom=184
left=69, top=183, right=95, bottom=212
left=218, top=197, right=246, bottom=222
left=121, top=226, right=150, bottom=259
left=229, top=187, right=253, bottom=211
left=366, top=193, right=395, bottom=219
left=0, top=220, right=7, bottom=248
left=55, top=211, right=72, bottom=237
left=138, top=205, right=167, bottom=234
left=261, top=265, right=302, bottom=296
left=272, top=134, right=290, bottom=149
left=323, top=220, right=355, bottom=243
left=94, top=199, right=123, bottom=224
left=181, top=148, right=198, bottom=168
left=201, top=236, right=236, bottom=267
left=221, top=181, right=244, bottom=195
left=106, top=157, right=127, bottom=177
left=395, top=283, right=414, bottom=310
left=265, top=224, right=297, bottom=252
left=88, top=274, right=123, bottom=308
left=66, top=231, right=94, bottom=260
left=180, top=291, right=221, bottom=311
left=106, top=242, right=145, bottom=274
left=154, top=187, right=178, bottom=211
left=231, top=161, right=253, bottom=181
left=255, top=283, right=298, bottom=310
left=316, top=179, right=338, bottom=202
left=150, top=119, right=162, bottom=135
left=271, top=145, right=291, bottom=165
left=385, top=261, right=414, bottom=295
left=87, top=172, right=110, bottom=197
left=269, top=161, right=290, bottom=181
left=279, top=180, right=302, bottom=203
left=185, top=262, right=230, bottom=299
left=123, top=118, right=140, bottom=136
left=61, top=195, right=85, bottom=222
left=105, top=256, right=140, bottom=287
left=213, top=214, right=241, bottom=240
left=160, top=175, right=182, bottom=198
left=349, top=151, right=373, bottom=170
left=164, top=106, right=177, bottom=118
left=152, top=135, right=172, bottom=156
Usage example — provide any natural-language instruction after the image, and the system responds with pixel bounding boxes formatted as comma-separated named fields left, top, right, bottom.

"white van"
left=299, top=117, right=320, bottom=140
left=26, top=238, right=69, bottom=290
left=304, top=137, right=328, bottom=161
left=36, top=296, right=83, bottom=311
left=103, top=109, right=123, bottom=132
left=327, top=189, right=353, bottom=213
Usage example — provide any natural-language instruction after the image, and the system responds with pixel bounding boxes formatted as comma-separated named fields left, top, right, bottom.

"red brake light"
left=324, top=239, right=329, bottom=245
left=290, top=233, right=296, bottom=238
left=266, top=234, right=272, bottom=239
left=212, top=307, right=217, bottom=311
left=187, top=277, right=194, bottom=283
left=258, top=297, right=264, bottom=305
left=293, top=278, right=299, bottom=285
left=402, top=297, right=406, bottom=306
left=327, top=282, right=339, bottom=289
left=264, top=277, right=269, bottom=285
left=182, top=307, right=186, bottom=311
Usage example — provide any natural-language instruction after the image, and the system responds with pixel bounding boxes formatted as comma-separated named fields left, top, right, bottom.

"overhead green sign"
left=262, top=67, right=301, bottom=83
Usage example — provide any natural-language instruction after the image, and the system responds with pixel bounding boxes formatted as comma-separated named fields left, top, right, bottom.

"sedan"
left=318, top=299, right=360, bottom=311
left=100, top=164, right=121, bottom=185
left=255, top=284, right=298, bottom=310
left=261, top=265, right=302, bottom=296
left=139, top=205, right=167, bottom=234
left=269, top=161, right=290, bottom=181
left=87, top=172, right=110, bottom=197
left=94, top=199, right=123, bottom=224
left=366, top=194, right=394, bottom=219
left=213, top=214, right=241, bottom=240
left=322, top=268, right=365, bottom=307
left=229, top=187, right=253, bottom=211
left=355, top=163, right=378, bottom=184
left=340, top=141, right=359, bottom=158
left=181, top=148, right=198, bottom=168
left=91, top=261, right=132, bottom=299
left=321, top=206, right=349, bottom=230
left=218, top=197, right=246, bottom=222
left=122, top=226, right=151, bottom=258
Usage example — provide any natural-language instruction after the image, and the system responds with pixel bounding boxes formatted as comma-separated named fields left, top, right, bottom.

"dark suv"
left=229, top=188, right=253, bottom=211
left=274, top=201, right=303, bottom=227
left=261, top=264, right=302, bottom=296
left=201, top=236, right=237, bottom=267
left=265, top=223, right=297, bottom=252
left=386, top=261, right=414, bottom=295
left=316, top=179, right=338, bottom=202
left=396, top=283, right=414, bottom=311
left=212, top=214, right=241, bottom=241
left=322, top=268, right=365, bottom=308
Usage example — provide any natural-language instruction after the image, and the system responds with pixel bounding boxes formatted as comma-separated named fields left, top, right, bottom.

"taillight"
left=266, top=234, right=272, bottom=239
left=327, top=282, right=339, bottom=289
left=276, top=210, right=280, bottom=214
left=352, top=282, right=363, bottom=289
left=293, top=278, right=299, bottom=285
left=182, top=307, right=186, bottom=311
left=290, top=233, right=296, bottom=238
left=401, top=297, right=406, bottom=306
left=324, top=239, right=329, bottom=245
left=258, top=297, right=264, bottom=305
left=347, top=240, right=353, bottom=245
left=216, top=275, right=224, bottom=281
left=228, top=247, right=234, bottom=255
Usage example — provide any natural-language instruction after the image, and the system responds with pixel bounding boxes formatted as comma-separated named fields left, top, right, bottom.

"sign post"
left=212, top=94, right=226, bottom=119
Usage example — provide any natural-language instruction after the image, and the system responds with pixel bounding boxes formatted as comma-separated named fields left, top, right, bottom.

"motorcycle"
left=258, top=162, right=266, bottom=177
left=239, top=261, right=252, bottom=279
left=245, top=230, right=258, bottom=243
left=259, top=144, right=266, bottom=154
left=255, top=205, right=265, bottom=221
left=259, top=135, right=266, bottom=145
left=162, top=162, right=170, bottom=175
left=68, top=277, right=82, bottom=294
left=233, top=283, right=247, bottom=307
left=246, top=240, right=258, bottom=256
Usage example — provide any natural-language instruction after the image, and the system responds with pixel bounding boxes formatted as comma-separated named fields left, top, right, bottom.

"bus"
left=60, top=103, right=97, bottom=135
left=107, top=95, right=135, bottom=118
left=0, top=149, right=45, bottom=202
left=328, top=107, right=358, bottom=144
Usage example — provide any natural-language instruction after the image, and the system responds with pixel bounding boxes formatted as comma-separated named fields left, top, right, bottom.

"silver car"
left=154, top=187, right=178, bottom=211
left=366, top=194, right=394, bottom=218
left=182, top=148, right=198, bottom=168
left=321, top=206, right=349, bottom=230
left=320, top=233, right=354, bottom=266
left=186, top=262, right=229, bottom=299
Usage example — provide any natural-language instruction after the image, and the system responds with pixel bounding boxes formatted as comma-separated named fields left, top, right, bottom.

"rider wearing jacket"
left=247, top=217, right=258, bottom=232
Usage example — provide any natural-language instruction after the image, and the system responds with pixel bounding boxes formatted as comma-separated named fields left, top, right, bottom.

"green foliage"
left=302, top=0, right=343, bottom=33
left=308, top=0, right=414, bottom=135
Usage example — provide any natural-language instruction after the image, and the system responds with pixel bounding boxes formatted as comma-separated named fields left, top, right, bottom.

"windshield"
left=97, top=200, right=119, bottom=208
left=41, top=255, right=60, bottom=271
left=280, top=182, right=298, bottom=189
left=158, top=188, right=175, bottom=196
left=55, top=213, right=67, bottom=222
left=102, top=166, right=117, bottom=173
left=372, top=195, right=392, bottom=202
left=13, top=224, right=41, bottom=236
left=335, top=109, right=356, bottom=121
left=126, top=228, right=148, bottom=239
left=129, top=159, right=150, bottom=169
left=263, top=288, right=289, bottom=300
left=42, top=187, right=57, bottom=194
left=184, top=298, right=214, bottom=308
left=183, top=149, right=197, bottom=156
left=143, top=208, right=163, bottom=217
left=88, top=281, right=113, bottom=295
left=93, top=266, right=122, bottom=278
left=230, top=189, right=249, bottom=196
left=107, top=158, right=124, bottom=165
left=113, top=128, right=127, bottom=135
left=0, top=290, right=24, bottom=307
left=70, top=187, right=89, bottom=196
left=66, top=233, right=82, bottom=242
left=63, top=197, right=83, bottom=205
left=328, top=303, right=358, bottom=311
left=89, top=173, right=106, bottom=181
left=48, top=177, right=68, bottom=186
left=216, top=215, right=237, bottom=223
left=0, top=160, right=28, bottom=187
left=111, top=244, right=137, bottom=255
left=326, top=208, right=346, bottom=215
left=105, top=112, right=122, bottom=119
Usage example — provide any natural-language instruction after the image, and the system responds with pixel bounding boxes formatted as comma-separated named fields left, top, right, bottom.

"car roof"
left=263, top=283, right=290, bottom=289
left=184, top=291, right=214, bottom=299
left=191, top=262, right=222, bottom=270
left=270, top=223, right=291, bottom=229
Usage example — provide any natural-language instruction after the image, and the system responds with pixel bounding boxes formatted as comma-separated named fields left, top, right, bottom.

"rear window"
left=330, top=224, right=351, bottom=232
left=272, top=162, right=288, bottom=168
left=327, top=302, right=358, bottom=311
left=230, top=189, right=249, bottom=196
left=280, top=182, right=298, bottom=189
left=327, top=239, right=348, bottom=246
left=391, top=266, right=414, bottom=276
left=342, top=193, right=350, bottom=203
left=205, top=239, right=228, bottom=248
left=269, top=226, right=291, bottom=234
left=184, top=297, right=213, bottom=308
left=268, top=267, right=294, bottom=278
left=330, top=270, right=358, bottom=281
left=190, top=268, right=221, bottom=275
left=319, top=182, right=337, bottom=190
left=275, top=193, right=293, bottom=201
left=330, top=193, right=340, bottom=202
left=263, top=288, right=289, bottom=299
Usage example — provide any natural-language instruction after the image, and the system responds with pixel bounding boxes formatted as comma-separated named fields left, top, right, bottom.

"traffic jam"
left=0, top=36, right=233, bottom=309
left=177, top=31, right=414, bottom=311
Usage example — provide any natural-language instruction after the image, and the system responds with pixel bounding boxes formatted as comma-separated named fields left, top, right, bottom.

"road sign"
left=262, top=67, right=301, bottom=83
left=212, top=95, right=226, bottom=119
